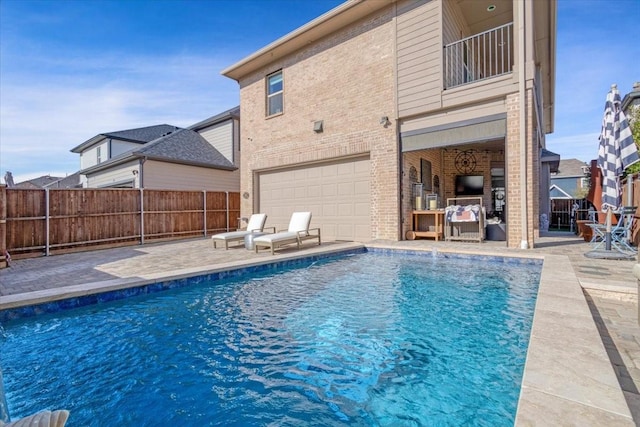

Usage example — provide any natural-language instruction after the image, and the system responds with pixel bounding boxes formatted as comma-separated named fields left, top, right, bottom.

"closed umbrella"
left=597, top=84, right=639, bottom=250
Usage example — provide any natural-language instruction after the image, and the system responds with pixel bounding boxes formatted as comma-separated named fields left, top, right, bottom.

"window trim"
left=266, top=70, right=284, bottom=117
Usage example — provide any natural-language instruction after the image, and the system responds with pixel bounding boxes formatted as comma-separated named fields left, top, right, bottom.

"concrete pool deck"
left=0, top=232, right=638, bottom=425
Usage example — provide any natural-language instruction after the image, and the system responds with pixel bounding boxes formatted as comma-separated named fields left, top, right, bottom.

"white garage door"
left=258, top=157, right=371, bottom=241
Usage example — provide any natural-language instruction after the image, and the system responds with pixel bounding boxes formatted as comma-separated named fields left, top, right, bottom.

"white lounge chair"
left=253, top=211, right=321, bottom=255
left=211, top=213, right=269, bottom=249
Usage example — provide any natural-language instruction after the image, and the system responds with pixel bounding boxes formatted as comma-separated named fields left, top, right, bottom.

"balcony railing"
left=444, top=22, right=514, bottom=89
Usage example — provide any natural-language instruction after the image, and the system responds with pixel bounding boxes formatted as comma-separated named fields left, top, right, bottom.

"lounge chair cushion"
left=253, top=231, right=298, bottom=244
left=213, top=230, right=255, bottom=242
left=288, top=212, right=311, bottom=232
left=246, top=213, right=267, bottom=232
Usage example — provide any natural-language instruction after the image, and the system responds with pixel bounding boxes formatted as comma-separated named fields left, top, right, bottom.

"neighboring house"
left=70, top=106, right=240, bottom=191
left=550, top=159, right=589, bottom=199
left=222, top=0, right=556, bottom=248
left=621, top=82, right=640, bottom=116
left=13, top=173, right=82, bottom=189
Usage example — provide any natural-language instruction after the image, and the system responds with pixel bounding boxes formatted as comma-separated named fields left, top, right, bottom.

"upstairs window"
left=266, top=71, right=283, bottom=116
left=96, top=146, right=103, bottom=164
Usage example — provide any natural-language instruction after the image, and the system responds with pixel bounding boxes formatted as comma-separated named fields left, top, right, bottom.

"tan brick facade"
left=237, top=7, right=399, bottom=239
left=505, top=89, right=538, bottom=248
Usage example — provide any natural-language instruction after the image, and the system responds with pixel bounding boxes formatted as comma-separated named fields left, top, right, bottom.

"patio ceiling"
left=455, top=0, right=513, bottom=35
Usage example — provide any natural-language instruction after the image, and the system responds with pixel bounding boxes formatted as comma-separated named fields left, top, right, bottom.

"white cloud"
left=0, top=52, right=240, bottom=179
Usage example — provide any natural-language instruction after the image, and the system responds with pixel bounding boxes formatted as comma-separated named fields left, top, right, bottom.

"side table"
left=244, top=232, right=269, bottom=250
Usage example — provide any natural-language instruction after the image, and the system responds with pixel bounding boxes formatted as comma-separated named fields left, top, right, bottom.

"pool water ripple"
left=1, top=252, right=540, bottom=426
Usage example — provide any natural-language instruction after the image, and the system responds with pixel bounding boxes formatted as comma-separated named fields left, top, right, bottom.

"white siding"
left=197, top=120, right=234, bottom=164
left=144, top=160, right=240, bottom=191
left=86, top=161, right=139, bottom=188
left=80, top=139, right=109, bottom=170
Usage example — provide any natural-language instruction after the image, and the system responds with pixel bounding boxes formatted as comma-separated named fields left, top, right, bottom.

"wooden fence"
left=0, top=186, right=240, bottom=265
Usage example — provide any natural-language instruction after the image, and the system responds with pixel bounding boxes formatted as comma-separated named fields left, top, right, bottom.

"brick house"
left=222, top=0, right=556, bottom=248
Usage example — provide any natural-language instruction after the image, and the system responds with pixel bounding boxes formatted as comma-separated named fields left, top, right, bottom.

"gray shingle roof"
left=553, top=159, right=588, bottom=177
left=103, top=124, right=180, bottom=143
left=135, top=128, right=235, bottom=169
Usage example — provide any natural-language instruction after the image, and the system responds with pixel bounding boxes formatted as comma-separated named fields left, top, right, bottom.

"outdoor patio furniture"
left=588, top=206, right=636, bottom=254
left=253, top=212, right=321, bottom=255
left=211, top=213, right=271, bottom=249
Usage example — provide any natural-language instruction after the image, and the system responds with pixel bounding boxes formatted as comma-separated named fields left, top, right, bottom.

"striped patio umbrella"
left=597, top=84, right=639, bottom=249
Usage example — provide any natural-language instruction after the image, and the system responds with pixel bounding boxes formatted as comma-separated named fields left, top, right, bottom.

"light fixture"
left=487, top=4, right=496, bottom=12
left=313, top=120, right=323, bottom=133
left=380, top=116, right=389, bottom=125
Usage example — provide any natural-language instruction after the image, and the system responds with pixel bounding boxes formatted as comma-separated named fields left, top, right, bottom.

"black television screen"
left=455, top=175, right=484, bottom=196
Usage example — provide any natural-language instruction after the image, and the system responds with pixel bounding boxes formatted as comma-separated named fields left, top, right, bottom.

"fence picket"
left=1, top=188, right=239, bottom=260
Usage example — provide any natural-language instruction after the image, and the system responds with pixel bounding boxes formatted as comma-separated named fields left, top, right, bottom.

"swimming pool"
left=1, top=251, right=541, bottom=426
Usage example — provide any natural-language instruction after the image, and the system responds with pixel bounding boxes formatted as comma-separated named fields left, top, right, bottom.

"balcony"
left=444, top=23, right=514, bottom=89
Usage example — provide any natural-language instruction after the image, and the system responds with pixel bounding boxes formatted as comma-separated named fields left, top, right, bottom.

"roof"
left=81, top=128, right=236, bottom=175
left=621, top=82, right=640, bottom=113
left=189, top=106, right=240, bottom=131
left=552, top=159, right=589, bottom=178
left=541, top=148, right=560, bottom=173
left=14, top=175, right=63, bottom=189
left=47, top=172, right=83, bottom=188
left=71, top=124, right=180, bottom=153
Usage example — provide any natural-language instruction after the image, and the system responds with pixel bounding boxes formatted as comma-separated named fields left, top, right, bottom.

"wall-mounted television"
left=455, top=175, right=484, bottom=196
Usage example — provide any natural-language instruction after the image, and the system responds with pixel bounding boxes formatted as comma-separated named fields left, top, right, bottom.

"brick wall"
left=237, top=6, right=399, bottom=239
left=506, top=89, right=537, bottom=248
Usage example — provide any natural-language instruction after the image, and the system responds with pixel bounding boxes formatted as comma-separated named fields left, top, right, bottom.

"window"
left=96, top=146, right=102, bottom=164
left=266, top=71, right=283, bottom=116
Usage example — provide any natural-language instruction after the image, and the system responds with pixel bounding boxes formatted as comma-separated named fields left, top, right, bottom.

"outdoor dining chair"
left=588, top=206, right=637, bottom=254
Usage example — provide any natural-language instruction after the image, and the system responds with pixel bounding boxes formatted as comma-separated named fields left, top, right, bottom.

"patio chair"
left=611, top=206, right=637, bottom=254
left=253, top=211, right=321, bottom=255
left=588, top=206, right=637, bottom=253
left=211, top=213, right=270, bottom=249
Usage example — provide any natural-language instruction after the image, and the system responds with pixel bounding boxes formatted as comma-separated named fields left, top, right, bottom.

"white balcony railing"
left=444, top=23, right=514, bottom=89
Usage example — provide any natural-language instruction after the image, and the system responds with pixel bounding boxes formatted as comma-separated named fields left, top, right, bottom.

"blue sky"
left=0, top=0, right=638, bottom=184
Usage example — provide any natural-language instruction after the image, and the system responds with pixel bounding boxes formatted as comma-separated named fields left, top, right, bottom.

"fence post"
left=226, top=191, right=229, bottom=232
left=203, top=190, right=207, bottom=237
left=140, top=188, right=145, bottom=245
left=45, top=188, right=50, bottom=256
left=0, top=185, right=6, bottom=269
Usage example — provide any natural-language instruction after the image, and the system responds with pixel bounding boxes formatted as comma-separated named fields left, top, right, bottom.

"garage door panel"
left=294, top=187, right=308, bottom=198
left=337, top=182, right=354, bottom=196
left=259, top=157, right=371, bottom=241
left=354, top=202, right=370, bottom=216
left=322, top=164, right=338, bottom=177
left=337, top=162, right=356, bottom=175
left=322, top=183, right=337, bottom=197
left=338, top=203, right=353, bottom=215
left=308, top=184, right=321, bottom=197
left=322, top=204, right=338, bottom=216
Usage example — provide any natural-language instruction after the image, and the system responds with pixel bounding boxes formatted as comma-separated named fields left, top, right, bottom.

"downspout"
left=139, top=157, right=146, bottom=188
left=519, top=0, right=529, bottom=249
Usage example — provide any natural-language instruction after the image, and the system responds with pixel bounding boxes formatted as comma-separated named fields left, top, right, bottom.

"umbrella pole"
left=605, top=207, right=612, bottom=251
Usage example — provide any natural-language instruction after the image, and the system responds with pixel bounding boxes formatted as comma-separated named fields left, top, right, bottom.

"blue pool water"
left=0, top=252, right=541, bottom=426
